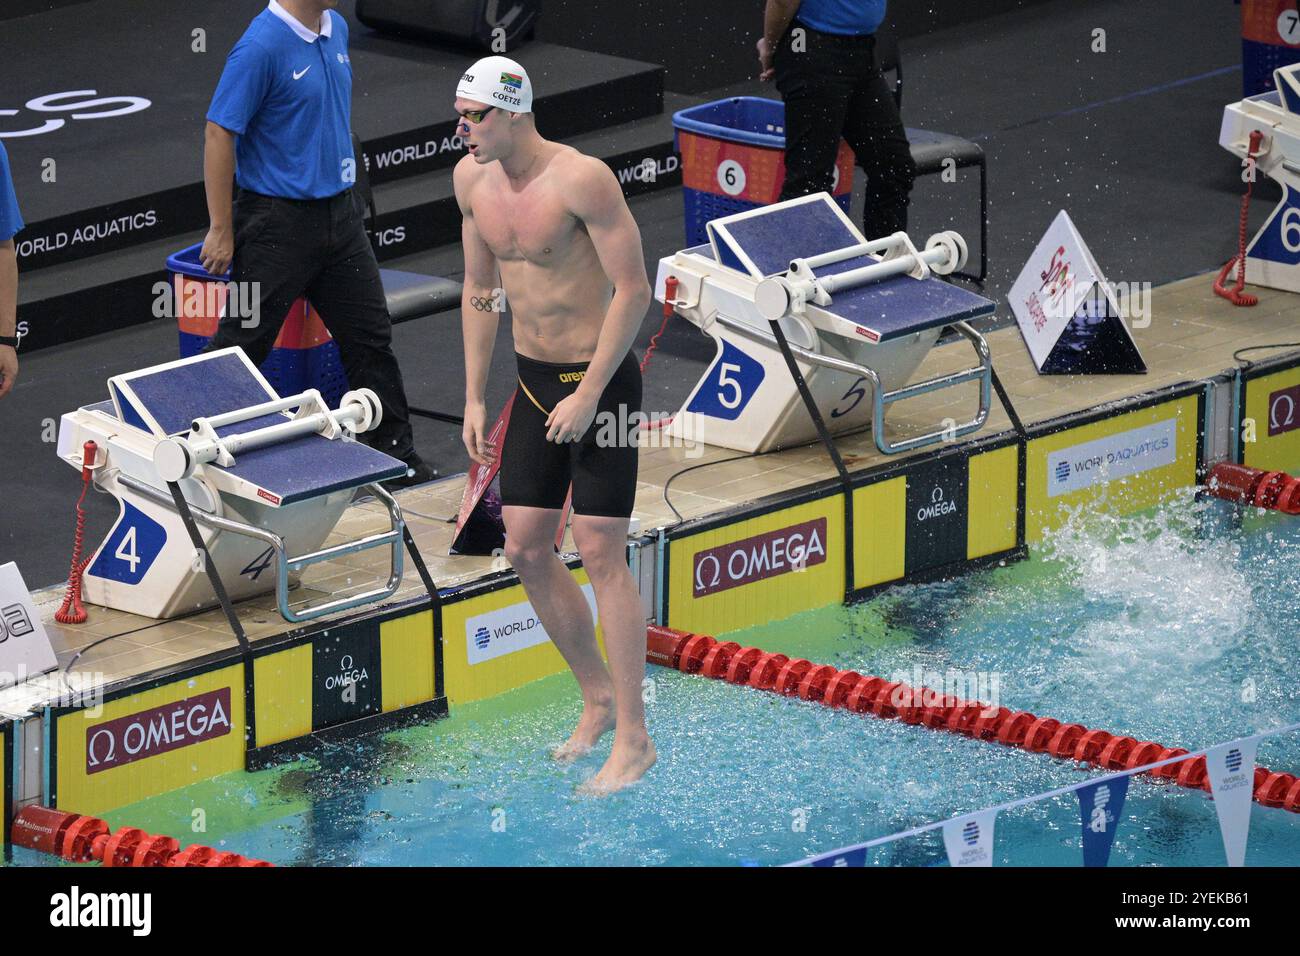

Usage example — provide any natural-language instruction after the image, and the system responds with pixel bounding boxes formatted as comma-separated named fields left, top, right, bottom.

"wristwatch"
left=0, top=335, right=17, bottom=349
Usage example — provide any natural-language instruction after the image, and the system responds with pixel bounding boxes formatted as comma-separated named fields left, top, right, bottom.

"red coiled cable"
left=1213, top=129, right=1266, bottom=307
left=55, top=441, right=98, bottom=625
left=638, top=276, right=677, bottom=431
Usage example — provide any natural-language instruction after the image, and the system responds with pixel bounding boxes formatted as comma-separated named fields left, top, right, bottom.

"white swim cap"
left=456, top=56, right=533, bottom=114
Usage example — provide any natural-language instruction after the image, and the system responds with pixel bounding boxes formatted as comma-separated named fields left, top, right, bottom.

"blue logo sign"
left=473, top=626, right=491, bottom=650
left=685, top=339, right=764, bottom=421
left=962, top=821, right=980, bottom=846
left=1078, top=777, right=1129, bottom=867
left=1225, top=748, right=1243, bottom=772
left=86, top=502, right=166, bottom=585
left=811, top=847, right=867, bottom=867
left=1054, top=460, right=1071, bottom=483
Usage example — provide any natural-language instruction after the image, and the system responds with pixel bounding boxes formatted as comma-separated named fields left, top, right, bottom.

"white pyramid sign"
left=1008, top=210, right=1145, bottom=375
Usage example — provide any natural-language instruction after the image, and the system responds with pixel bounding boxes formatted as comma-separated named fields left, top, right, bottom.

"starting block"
left=55, top=349, right=413, bottom=623
left=1220, top=62, right=1300, bottom=292
left=655, top=192, right=996, bottom=454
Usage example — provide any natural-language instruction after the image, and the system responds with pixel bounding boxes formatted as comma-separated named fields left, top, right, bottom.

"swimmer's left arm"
left=566, top=156, right=651, bottom=399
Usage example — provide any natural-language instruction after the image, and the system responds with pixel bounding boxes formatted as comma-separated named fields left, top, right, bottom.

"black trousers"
left=774, top=24, right=916, bottom=239
left=202, top=188, right=416, bottom=462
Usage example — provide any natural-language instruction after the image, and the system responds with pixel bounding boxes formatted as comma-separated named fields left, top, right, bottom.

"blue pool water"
left=11, top=493, right=1300, bottom=866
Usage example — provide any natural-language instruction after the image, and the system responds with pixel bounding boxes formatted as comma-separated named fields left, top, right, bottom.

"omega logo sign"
left=85, top=687, right=232, bottom=774
left=915, top=485, right=959, bottom=522
left=1268, top=384, right=1300, bottom=437
left=325, top=654, right=369, bottom=691
left=692, top=517, right=828, bottom=598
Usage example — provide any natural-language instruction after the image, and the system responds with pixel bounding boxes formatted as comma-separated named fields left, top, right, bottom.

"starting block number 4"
left=88, top=502, right=166, bottom=585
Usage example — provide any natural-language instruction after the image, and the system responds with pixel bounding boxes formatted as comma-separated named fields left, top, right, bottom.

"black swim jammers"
left=499, top=351, right=642, bottom=518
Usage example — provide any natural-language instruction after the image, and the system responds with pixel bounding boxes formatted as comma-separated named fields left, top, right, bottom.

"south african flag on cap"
left=501, top=72, right=524, bottom=89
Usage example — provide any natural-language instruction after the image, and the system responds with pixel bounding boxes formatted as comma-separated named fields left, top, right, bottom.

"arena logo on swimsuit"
left=691, top=518, right=827, bottom=598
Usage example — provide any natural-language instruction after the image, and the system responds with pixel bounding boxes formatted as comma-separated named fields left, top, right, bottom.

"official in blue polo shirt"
left=757, top=0, right=915, bottom=239
left=201, top=0, right=434, bottom=485
left=0, top=140, right=23, bottom=401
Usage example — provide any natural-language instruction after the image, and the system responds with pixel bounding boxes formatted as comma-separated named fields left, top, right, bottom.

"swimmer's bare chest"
left=470, top=174, right=610, bottom=352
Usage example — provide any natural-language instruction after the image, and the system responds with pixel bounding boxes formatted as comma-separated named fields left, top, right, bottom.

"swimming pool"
left=11, top=492, right=1300, bottom=867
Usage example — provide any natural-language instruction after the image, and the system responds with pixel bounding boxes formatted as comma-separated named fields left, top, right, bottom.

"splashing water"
left=9, top=498, right=1300, bottom=867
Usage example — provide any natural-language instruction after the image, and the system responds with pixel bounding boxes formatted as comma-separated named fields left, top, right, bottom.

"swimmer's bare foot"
left=552, top=697, right=615, bottom=762
left=579, top=731, right=656, bottom=795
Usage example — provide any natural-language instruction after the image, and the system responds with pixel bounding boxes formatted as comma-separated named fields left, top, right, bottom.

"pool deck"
left=2, top=270, right=1297, bottom=717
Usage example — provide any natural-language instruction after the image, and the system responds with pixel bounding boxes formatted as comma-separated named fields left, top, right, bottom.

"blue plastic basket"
left=167, top=241, right=349, bottom=405
left=673, top=96, right=852, bottom=245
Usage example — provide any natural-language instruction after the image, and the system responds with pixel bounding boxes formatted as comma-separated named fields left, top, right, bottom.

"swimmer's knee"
left=504, top=535, right=554, bottom=570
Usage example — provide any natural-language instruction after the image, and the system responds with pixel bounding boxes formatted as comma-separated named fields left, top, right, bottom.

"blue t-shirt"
left=207, top=2, right=354, bottom=200
left=0, top=141, right=23, bottom=242
left=796, top=0, right=887, bottom=36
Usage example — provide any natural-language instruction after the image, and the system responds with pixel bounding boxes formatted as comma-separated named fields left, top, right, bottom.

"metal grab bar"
left=707, top=312, right=992, bottom=455
left=117, top=474, right=406, bottom=623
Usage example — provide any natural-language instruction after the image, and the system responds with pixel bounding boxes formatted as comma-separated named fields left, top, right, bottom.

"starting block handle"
left=118, top=471, right=407, bottom=625
left=799, top=234, right=900, bottom=271
left=817, top=231, right=966, bottom=295
left=275, top=482, right=406, bottom=623
left=757, top=231, right=968, bottom=321
left=869, top=321, right=992, bottom=455
left=196, top=389, right=325, bottom=432
left=709, top=311, right=991, bottom=456
left=154, top=389, right=383, bottom=481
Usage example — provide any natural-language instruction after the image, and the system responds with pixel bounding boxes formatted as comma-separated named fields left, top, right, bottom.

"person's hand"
left=462, top=401, right=497, bottom=465
left=0, top=345, right=16, bottom=400
left=757, top=36, right=775, bottom=82
left=545, top=390, right=599, bottom=445
left=199, top=224, right=233, bottom=277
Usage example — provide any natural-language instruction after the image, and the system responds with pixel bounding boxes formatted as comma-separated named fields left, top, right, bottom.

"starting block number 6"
left=1283, top=206, right=1300, bottom=253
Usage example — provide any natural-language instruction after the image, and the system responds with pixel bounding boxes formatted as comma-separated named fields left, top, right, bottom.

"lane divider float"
left=646, top=626, right=1300, bottom=814
left=11, top=805, right=273, bottom=866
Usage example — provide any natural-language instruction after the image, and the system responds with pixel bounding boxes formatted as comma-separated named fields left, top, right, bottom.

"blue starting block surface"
left=107, top=349, right=405, bottom=504
left=705, top=193, right=996, bottom=342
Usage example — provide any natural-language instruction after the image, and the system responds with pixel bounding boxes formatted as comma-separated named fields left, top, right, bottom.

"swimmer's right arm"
left=455, top=158, right=501, bottom=465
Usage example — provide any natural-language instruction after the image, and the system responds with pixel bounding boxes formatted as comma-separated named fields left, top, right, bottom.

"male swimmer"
left=452, top=57, right=655, bottom=794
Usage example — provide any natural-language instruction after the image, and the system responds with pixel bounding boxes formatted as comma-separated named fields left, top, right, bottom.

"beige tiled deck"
left=5, top=272, right=1297, bottom=711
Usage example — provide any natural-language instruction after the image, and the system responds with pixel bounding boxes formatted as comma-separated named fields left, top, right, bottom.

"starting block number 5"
left=687, top=341, right=765, bottom=420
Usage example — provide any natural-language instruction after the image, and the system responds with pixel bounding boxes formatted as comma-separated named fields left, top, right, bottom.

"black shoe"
left=384, top=457, right=440, bottom=489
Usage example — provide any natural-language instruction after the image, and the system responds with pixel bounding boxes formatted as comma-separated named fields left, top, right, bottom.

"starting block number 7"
left=1280, top=11, right=1300, bottom=44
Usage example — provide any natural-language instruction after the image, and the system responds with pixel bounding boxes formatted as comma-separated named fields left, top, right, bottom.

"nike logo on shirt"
left=293, top=66, right=311, bottom=80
